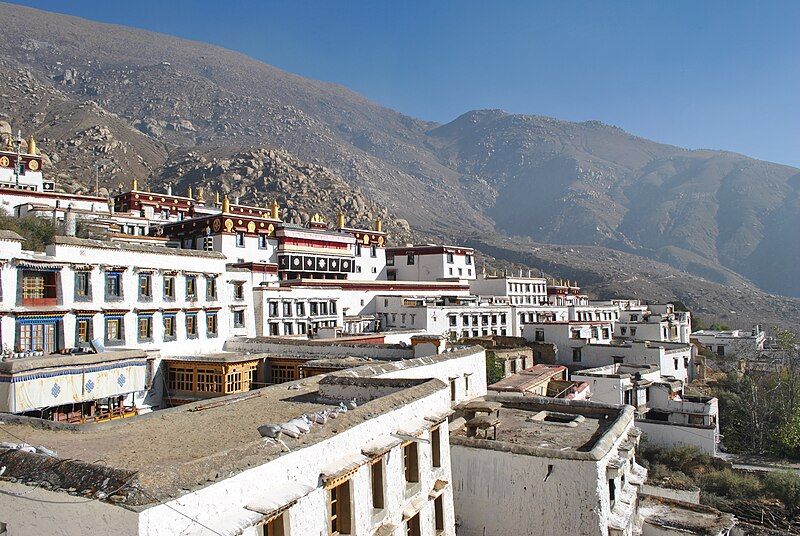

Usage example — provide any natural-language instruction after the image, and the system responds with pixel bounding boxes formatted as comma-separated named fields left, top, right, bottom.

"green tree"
left=486, top=354, right=505, bottom=385
left=0, top=214, right=56, bottom=251
left=763, top=471, right=800, bottom=515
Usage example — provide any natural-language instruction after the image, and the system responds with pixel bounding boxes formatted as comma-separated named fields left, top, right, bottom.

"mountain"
left=0, top=3, right=798, bottom=329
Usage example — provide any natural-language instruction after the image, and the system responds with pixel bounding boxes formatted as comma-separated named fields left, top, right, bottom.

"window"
left=186, top=276, right=197, bottom=299
left=105, top=317, right=124, bottom=345
left=138, top=273, right=152, bottom=299
left=609, top=478, right=616, bottom=505
left=450, top=379, right=457, bottom=401
left=371, top=457, right=385, bottom=510
left=105, top=272, right=123, bottom=299
left=403, top=441, right=419, bottom=484
left=163, top=276, right=175, bottom=300
left=163, top=315, right=176, bottom=339
left=621, top=327, right=627, bottom=336
left=570, top=329, right=581, bottom=339
left=572, top=348, right=582, bottom=363
left=168, top=366, right=194, bottom=391
left=258, top=234, right=269, bottom=249
left=206, top=312, right=218, bottom=337
left=233, top=310, right=245, bottom=328
left=235, top=231, right=245, bottom=247
left=465, top=254, right=472, bottom=265
left=630, top=327, right=637, bottom=337
left=370, top=244, right=377, bottom=258
left=227, top=370, right=243, bottom=392
left=717, top=345, right=725, bottom=356
left=386, top=254, right=395, bottom=266
left=613, top=356, right=624, bottom=364
left=74, top=272, right=90, bottom=300
left=196, top=368, right=222, bottom=393
left=137, top=315, right=152, bottom=341
left=407, top=253, right=415, bottom=265
left=283, top=322, right=293, bottom=335
left=673, top=357, right=679, bottom=370
left=355, top=243, right=362, bottom=256
left=434, top=494, right=445, bottom=532
left=431, top=426, right=442, bottom=468
left=206, top=277, right=217, bottom=300
left=448, top=315, right=457, bottom=327
left=535, top=329, right=545, bottom=342
left=75, top=318, right=91, bottom=344
left=186, top=313, right=198, bottom=337
left=203, top=236, right=213, bottom=251
left=446, top=252, right=454, bottom=263
left=295, top=302, right=305, bottom=316
left=283, top=302, right=292, bottom=316
left=269, top=301, right=280, bottom=317
left=406, top=513, right=421, bottom=536
left=234, top=282, right=245, bottom=300
left=329, top=480, right=352, bottom=535
left=464, top=374, right=470, bottom=393
left=260, top=514, right=286, bottom=536
left=17, top=322, right=58, bottom=353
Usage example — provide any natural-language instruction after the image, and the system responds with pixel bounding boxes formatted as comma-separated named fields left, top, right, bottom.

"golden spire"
left=188, top=186, right=193, bottom=200
left=26, top=135, right=38, bottom=155
left=132, top=178, right=139, bottom=191
left=375, top=218, right=383, bottom=233
left=196, top=186, right=206, bottom=203
left=271, top=200, right=280, bottom=220
left=337, top=212, right=345, bottom=229
left=310, top=213, right=325, bottom=224
left=221, top=195, right=231, bottom=214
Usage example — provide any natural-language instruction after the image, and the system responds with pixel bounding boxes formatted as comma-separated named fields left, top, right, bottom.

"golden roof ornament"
left=188, top=186, right=193, bottom=200
left=27, top=135, right=38, bottom=155
left=3, top=135, right=13, bottom=151
left=337, top=213, right=345, bottom=228
left=221, top=195, right=231, bottom=214
left=271, top=200, right=280, bottom=220
left=310, top=213, right=325, bottom=224
left=132, top=178, right=139, bottom=191
left=375, top=218, right=383, bottom=233
left=196, top=186, right=206, bottom=203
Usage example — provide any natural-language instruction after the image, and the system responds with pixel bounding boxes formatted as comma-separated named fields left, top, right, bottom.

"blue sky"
left=11, top=0, right=800, bottom=167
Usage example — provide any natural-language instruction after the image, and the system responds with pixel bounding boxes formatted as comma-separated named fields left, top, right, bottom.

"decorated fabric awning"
left=362, top=435, right=403, bottom=458
left=16, top=313, right=66, bottom=325
left=16, top=261, right=64, bottom=271
left=320, top=453, right=370, bottom=488
left=244, top=482, right=314, bottom=518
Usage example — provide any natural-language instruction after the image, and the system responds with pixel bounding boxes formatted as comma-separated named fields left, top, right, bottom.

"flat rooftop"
left=639, top=494, right=735, bottom=535
left=0, top=374, right=443, bottom=508
left=450, top=395, right=633, bottom=460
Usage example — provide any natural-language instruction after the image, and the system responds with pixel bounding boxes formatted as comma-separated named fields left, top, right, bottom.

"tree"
left=763, top=471, right=800, bottom=515
left=0, top=214, right=56, bottom=251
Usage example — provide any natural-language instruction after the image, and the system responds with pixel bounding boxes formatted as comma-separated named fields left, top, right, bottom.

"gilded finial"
left=132, top=178, right=139, bottom=191
left=375, top=218, right=383, bottom=233
left=310, top=213, right=325, bottom=224
left=337, top=213, right=345, bottom=229
left=27, top=134, right=38, bottom=155
left=271, top=200, right=280, bottom=220
left=2, top=134, right=12, bottom=151
left=196, top=186, right=206, bottom=203
left=221, top=195, right=231, bottom=214
left=188, top=186, right=193, bottom=200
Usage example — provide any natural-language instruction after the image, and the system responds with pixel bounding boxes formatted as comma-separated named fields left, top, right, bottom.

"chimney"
left=64, top=207, right=77, bottom=237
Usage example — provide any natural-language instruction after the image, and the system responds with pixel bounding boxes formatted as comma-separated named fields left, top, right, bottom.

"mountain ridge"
left=1, top=2, right=798, bottom=329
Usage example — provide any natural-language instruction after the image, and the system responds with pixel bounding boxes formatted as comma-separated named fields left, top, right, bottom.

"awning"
left=320, top=453, right=369, bottom=487
left=362, top=435, right=402, bottom=458
left=373, top=523, right=397, bottom=536
left=16, top=261, right=65, bottom=271
left=244, top=482, right=314, bottom=517
left=429, top=479, right=449, bottom=499
left=403, top=494, right=428, bottom=520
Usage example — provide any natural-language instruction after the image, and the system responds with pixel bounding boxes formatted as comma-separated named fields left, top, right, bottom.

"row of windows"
left=508, top=282, right=545, bottom=294
left=73, top=271, right=220, bottom=302
left=575, top=310, right=619, bottom=322
left=99, top=312, right=220, bottom=345
left=447, top=313, right=507, bottom=327
left=453, top=328, right=507, bottom=338
left=166, top=364, right=257, bottom=394
left=267, top=300, right=337, bottom=318
left=354, top=243, right=378, bottom=257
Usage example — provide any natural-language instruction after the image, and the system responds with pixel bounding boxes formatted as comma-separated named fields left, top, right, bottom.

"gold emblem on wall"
left=378, top=236, right=385, bottom=246
left=0, top=156, right=9, bottom=167
left=224, top=219, right=234, bottom=232
left=247, top=221, right=256, bottom=233
left=28, top=159, right=39, bottom=171
left=267, top=223, right=275, bottom=235
left=363, top=235, right=370, bottom=245
left=212, top=219, right=222, bottom=232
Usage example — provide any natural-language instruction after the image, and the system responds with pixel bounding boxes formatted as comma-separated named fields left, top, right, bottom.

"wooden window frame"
left=431, top=426, right=442, bottom=468
left=403, top=441, right=419, bottom=484
left=370, top=457, right=385, bottom=510
left=329, top=479, right=352, bottom=535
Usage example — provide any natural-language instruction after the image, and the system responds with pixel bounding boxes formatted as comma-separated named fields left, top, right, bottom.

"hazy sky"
left=11, top=0, right=800, bottom=167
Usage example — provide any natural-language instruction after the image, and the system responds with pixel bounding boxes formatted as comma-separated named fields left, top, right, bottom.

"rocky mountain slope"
left=0, top=3, right=798, bottom=328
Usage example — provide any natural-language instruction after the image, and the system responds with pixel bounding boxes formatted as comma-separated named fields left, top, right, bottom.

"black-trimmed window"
left=75, top=317, right=92, bottom=345
left=74, top=272, right=91, bottom=301
left=163, top=314, right=176, bottom=340
left=446, top=252, right=454, bottom=264
left=206, top=277, right=217, bottom=300
left=234, top=282, right=245, bottom=300
left=105, top=272, right=123, bottom=300
left=206, top=312, right=218, bottom=337
left=186, top=313, right=198, bottom=338
left=233, top=310, right=245, bottom=328
left=138, top=273, right=152, bottom=300
left=137, top=315, right=153, bottom=342
left=163, top=276, right=175, bottom=301
left=407, top=253, right=415, bottom=265
left=258, top=234, right=269, bottom=249
left=235, top=231, right=245, bottom=247
left=185, top=275, right=197, bottom=300
left=105, top=316, right=124, bottom=345
left=370, top=244, right=377, bottom=258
